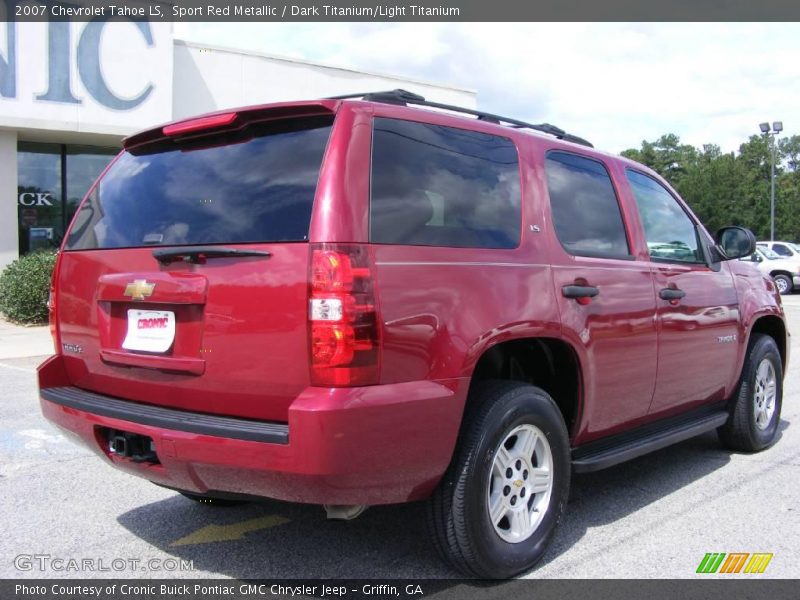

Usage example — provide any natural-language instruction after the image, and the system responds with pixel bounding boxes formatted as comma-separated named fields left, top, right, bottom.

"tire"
left=179, top=491, right=247, bottom=507
left=427, top=381, right=571, bottom=579
left=772, top=274, right=792, bottom=295
left=718, top=334, right=783, bottom=452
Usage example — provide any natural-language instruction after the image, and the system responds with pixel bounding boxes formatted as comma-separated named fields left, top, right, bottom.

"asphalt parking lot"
left=1, top=299, right=799, bottom=580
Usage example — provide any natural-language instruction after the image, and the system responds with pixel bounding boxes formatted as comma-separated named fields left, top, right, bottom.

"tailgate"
left=53, top=112, right=334, bottom=422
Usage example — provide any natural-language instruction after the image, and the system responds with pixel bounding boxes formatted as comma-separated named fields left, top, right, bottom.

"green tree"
left=621, top=131, right=799, bottom=241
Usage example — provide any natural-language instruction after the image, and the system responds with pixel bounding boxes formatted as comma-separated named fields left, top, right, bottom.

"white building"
left=0, top=22, right=475, bottom=270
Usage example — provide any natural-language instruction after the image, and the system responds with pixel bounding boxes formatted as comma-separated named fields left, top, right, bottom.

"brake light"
left=308, top=244, right=381, bottom=386
left=162, top=112, right=238, bottom=137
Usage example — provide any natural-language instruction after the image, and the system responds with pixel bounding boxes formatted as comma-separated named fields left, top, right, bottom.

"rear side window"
left=545, top=152, right=630, bottom=259
left=772, top=244, right=792, bottom=257
left=65, top=116, right=333, bottom=250
left=370, top=118, right=521, bottom=249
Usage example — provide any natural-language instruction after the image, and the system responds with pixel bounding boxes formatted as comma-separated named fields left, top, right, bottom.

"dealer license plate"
left=121, top=309, right=176, bottom=353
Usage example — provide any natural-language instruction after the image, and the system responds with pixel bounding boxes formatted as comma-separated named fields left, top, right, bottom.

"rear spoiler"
left=123, top=100, right=339, bottom=152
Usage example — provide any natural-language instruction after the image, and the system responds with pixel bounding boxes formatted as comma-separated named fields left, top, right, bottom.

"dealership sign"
left=18, top=192, right=53, bottom=206
left=0, top=13, right=172, bottom=134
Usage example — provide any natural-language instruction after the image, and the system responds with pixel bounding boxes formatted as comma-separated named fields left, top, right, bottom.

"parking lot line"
left=170, top=515, right=291, bottom=547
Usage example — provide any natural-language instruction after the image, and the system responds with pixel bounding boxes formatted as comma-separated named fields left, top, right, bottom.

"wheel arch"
left=748, top=314, right=788, bottom=370
left=467, top=336, right=584, bottom=439
left=768, top=270, right=793, bottom=281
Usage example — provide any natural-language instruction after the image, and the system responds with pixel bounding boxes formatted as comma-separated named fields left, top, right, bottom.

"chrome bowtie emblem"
left=123, top=279, right=155, bottom=301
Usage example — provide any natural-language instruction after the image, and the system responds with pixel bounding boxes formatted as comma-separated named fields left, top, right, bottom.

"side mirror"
left=715, top=226, right=757, bottom=260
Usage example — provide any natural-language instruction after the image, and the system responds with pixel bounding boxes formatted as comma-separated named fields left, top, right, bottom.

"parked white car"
left=757, top=240, right=800, bottom=259
left=742, top=246, right=800, bottom=294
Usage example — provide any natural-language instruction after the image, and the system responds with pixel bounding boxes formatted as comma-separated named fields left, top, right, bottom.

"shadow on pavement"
left=540, top=418, right=790, bottom=568
left=117, top=420, right=789, bottom=580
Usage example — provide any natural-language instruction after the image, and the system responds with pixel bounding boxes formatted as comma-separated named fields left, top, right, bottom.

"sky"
left=174, top=23, right=800, bottom=155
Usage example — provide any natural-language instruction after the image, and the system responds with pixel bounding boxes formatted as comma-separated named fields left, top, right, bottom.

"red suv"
left=39, top=90, right=788, bottom=578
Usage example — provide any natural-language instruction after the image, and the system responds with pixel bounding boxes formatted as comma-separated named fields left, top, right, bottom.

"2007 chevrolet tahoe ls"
left=39, top=89, right=788, bottom=578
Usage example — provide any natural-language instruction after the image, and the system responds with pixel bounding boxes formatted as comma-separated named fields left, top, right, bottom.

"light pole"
left=759, top=121, right=783, bottom=240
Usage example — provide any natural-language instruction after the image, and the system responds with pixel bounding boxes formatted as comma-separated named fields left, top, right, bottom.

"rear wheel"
left=718, top=334, right=783, bottom=452
left=772, top=274, right=792, bottom=295
left=427, top=381, right=570, bottom=578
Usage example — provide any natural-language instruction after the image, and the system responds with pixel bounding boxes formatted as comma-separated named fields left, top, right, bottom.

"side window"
left=544, top=152, right=630, bottom=259
left=773, top=244, right=792, bottom=257
left=626, top=170, right=704, bottom=264
left=370, top=118, right=521, bottom=249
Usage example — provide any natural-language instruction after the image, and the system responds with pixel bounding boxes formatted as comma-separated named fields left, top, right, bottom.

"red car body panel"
left=40, top=354, right=467, bottom=504
left=39, top=98, right=789, bottom=505
left=55, top=244, right=310, bottom=422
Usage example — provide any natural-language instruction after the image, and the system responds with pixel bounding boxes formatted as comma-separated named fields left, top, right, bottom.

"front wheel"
left=427, top=381, right=570, bottom=579
left=773, top=274, right=792, bottom=295
left=718, top=334, right=783, bottom=452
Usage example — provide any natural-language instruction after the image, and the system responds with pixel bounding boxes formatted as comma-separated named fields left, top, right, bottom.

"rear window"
left=65, top=116, right=333, bottom=250
left=370, top=117, right=521, bottom=249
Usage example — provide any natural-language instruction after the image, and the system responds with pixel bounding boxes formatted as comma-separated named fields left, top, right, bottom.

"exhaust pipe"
left=324, top=505, right=368, bottom=520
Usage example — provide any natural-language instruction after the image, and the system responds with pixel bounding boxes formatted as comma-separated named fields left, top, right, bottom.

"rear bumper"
left=38, top=355, right=467, bottom=505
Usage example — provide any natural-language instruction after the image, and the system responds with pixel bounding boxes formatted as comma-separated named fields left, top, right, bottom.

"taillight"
left=48, top=251, right=63, bottom=353
left=308, top=243, right=381, bottom=386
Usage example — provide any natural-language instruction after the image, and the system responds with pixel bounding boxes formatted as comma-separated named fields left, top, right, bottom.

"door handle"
left=562, top=285, right=599, bottom=300
left=659, top=288, right=686, bottom=301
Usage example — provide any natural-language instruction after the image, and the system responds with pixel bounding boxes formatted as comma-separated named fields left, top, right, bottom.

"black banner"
left=4, top=0, right=800, bottom=22
left=2, top=580, right=799, bottom=600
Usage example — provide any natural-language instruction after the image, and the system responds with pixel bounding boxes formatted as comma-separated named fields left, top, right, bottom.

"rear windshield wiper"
left=152, top=246, right=272, bottom=264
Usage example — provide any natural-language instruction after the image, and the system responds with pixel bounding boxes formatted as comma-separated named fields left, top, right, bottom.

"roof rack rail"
left=327, top=89, right=593, bottom=148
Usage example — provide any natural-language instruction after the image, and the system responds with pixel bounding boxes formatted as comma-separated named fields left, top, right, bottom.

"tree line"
left=621, top=133, right=800, bottom=242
